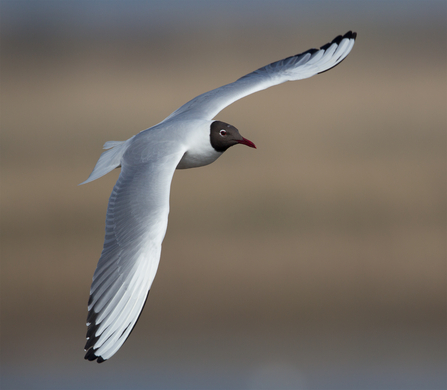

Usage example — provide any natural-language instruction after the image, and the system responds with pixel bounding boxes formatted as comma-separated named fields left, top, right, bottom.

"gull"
left=82, top=31, right=357, bottom=362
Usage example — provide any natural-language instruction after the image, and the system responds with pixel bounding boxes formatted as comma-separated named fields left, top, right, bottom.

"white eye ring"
left=219, top=130, right=227, bottom=136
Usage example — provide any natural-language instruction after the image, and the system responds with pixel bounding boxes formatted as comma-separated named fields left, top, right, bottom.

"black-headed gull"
left=83, top=31, right=357, bottom=362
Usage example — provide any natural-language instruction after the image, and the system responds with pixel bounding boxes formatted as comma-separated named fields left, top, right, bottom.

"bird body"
left=83, top=31, right=357, bottom=362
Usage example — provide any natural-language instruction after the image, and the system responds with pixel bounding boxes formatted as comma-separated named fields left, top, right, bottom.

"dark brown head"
left=209, top=120, right=256, bottom=152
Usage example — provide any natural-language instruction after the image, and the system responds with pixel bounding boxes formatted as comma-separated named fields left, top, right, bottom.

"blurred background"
left=1, top=1, right=445, bottom=389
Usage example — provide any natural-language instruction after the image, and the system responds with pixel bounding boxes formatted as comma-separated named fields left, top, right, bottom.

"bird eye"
left=219, top=130, right=227, bottom=136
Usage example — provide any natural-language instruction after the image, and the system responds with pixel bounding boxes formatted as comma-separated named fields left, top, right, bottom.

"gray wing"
left=164, top=31, right=356, bottom=122
left=84, top=147, right=185, bottom=363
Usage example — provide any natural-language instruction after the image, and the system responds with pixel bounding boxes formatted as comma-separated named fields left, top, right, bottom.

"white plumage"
left=83, top=31, right=357, bottom=362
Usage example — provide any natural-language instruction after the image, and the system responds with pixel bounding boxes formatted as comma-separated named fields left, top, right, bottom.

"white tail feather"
left=80, top=137, right=134, bottom=185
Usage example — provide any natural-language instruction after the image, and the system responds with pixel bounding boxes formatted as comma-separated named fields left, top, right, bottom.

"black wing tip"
left=287, top=31, right=357, bottom=64
left=345, top=31, right=357, bottom=40
left=302, top=47, right=319, bottom=56
left=84, top=308, right=105, bottom=363
left=320, top=31, right=357, bottom=50
left=335, top=31, right=357, bottom=43
left=331, top=34, right=344, bottom=46
left=85, top=309, right=101, bottom=350
left=84, top=347, right=107, bottom=363
left=342, top=31, right=357, bottom=42
left=82, top=290, right=152, bottom=364
left=317, top=31, right=357, bottom=75
left=321, top=31, right=357, bottom=50
left=84, top=332, right=100, bottom=351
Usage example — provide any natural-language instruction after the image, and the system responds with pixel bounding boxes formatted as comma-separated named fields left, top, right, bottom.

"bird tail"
left=79, top=138, right=133, bottom=185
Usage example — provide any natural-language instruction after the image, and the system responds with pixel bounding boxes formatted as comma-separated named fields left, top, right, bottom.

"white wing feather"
left=164, top=31, right=356, bottom=121
left=84, top=145, right=185, bottom=362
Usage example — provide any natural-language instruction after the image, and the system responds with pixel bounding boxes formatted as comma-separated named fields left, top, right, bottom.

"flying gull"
left=82, top=31, right=357, bottom=362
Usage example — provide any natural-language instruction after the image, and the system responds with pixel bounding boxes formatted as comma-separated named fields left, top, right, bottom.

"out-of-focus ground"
left=1, top=1, right=446, bottom=389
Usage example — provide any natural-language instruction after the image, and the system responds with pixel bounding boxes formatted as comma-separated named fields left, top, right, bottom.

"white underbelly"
left=176, top=148, right=222, bottom=169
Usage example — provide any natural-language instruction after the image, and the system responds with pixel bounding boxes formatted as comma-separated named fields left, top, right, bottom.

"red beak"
left=237, top=137, right=257, bottom=149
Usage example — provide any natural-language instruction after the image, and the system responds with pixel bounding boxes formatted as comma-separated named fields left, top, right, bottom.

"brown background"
left=1, top=1, right=445, bottom=389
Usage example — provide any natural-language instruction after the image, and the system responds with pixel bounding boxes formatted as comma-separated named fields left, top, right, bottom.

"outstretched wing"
left=84, top=147, right=185, bottom=363
left=164, top=31, right=356, bottom=122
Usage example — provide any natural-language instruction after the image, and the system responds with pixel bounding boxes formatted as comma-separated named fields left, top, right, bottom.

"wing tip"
left=345, top=30, right=357, bottom=40
left=84, top=308, right=105, bottom=362
left=302, top=31, right=357, bottom=57
left=320, top=30, right=357, bottom=50
left=317, top=30, right=357, bottom=75
left=83, top=290, right=152, bottom=363
left=84, top=347, right=107, bottom=363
